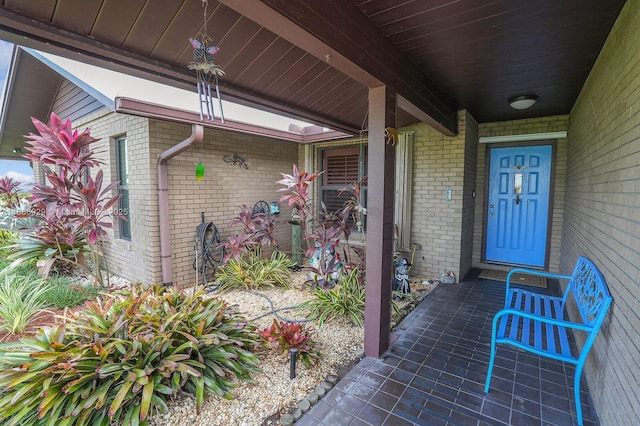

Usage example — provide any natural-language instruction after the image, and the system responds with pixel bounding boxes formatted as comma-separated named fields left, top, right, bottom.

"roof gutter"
left=157, top=124, right=204, bottom=286
left=115, top=97, right=351, bottom=143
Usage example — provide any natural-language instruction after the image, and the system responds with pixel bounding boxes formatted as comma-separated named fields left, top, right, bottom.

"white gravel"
left=146, top=274, right=438, bottom=426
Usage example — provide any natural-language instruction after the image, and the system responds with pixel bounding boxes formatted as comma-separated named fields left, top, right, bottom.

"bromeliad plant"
left=8, top=113, right=123, bottom=286
left=260, top=319, right=320, bottom=368
left=299, top=267, right=366, bottom=326
left=216, top=250, right=294, bottom=291
left=0, top=284, right=261, bottom=426
left=0, top=269, right=51, bottom=335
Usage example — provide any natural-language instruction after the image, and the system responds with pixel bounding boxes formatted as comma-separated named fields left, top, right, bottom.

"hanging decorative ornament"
left=195, top=162, right=205, bottom=181
left=188, top=0, right=225, bottom=122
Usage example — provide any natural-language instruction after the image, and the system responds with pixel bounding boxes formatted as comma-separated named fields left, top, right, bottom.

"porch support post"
left=364, top=86, right=396, bottom=358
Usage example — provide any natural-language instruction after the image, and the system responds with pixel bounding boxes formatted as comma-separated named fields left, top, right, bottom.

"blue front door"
left=485, top=145, right=552, bottom=267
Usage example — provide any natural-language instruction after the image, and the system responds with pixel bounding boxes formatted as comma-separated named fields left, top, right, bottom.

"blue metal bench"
left=484, top=256, right=612, bottom=425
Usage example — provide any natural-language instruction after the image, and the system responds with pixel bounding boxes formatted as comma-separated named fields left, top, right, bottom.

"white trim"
left=479, top=131, right=567, bottom=144
left=394, top=131, right=414, bottom=252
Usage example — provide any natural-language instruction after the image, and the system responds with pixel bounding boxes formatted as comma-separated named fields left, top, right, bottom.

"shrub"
left=219, top=204, right=278, bottom=264
left=0, top=270, right=51, bottom=334
left=0, top=229, right=17, bottom=255
left=216, top=250, right=295, bottom=291
left=299, top=267, right=366, bottom=326
left=11, top=113, right=123, bottom=286
left=0, top=284, right=261, bottom=425
left=277, top=164, right=367, bottom=286
left=260, top=319, right=320, bottom=368
left=0, top=176, right=21, bottom=209
left=38, top=276, right=101, bottom=310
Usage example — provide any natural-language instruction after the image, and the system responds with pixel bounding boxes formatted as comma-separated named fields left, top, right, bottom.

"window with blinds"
left=320, top=146, right=367, bottom=230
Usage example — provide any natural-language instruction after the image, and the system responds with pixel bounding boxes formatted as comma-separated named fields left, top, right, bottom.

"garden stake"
left=290, top=348, right=298, bottom=379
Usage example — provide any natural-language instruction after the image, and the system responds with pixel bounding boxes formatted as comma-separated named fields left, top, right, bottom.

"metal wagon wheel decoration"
left=188, top=0, right=225, bottom=123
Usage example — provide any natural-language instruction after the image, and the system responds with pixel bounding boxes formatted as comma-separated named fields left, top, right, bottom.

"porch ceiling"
left=0, top=0, right=626, bottom=138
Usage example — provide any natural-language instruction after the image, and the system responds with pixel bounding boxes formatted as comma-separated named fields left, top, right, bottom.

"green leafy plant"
left=38, top=276, right=101, bottom=310
left=260, top=319, right=320, bottom=368
left=0, top=205, right=41, bottom=233
left=0, top=270, right=51, bottom=335
left=0, top=229, right=17, bottom=256
left=0, top=284, right=261, bottom=425
left=216, top=250, right=295, bottom=291
left=299, top=267, right=366, bottom=326
left=8, top=229, right=89, bottom=277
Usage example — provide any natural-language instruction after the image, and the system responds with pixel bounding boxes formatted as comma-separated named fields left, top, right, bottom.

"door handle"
left=515, top=194, right=520, bottom=205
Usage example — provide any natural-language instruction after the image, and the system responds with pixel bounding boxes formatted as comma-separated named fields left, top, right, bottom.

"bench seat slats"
left=498, top=289, right=573, bottom=360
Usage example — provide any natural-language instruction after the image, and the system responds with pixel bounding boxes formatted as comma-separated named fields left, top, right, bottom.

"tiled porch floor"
left=296, top=271, right=599, bottom=426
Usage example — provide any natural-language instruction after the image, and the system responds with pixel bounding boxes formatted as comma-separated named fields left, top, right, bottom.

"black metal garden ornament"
left=188, top=0, right=225, bottom=123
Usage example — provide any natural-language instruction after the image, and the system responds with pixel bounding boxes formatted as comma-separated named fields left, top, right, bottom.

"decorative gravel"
left=145, top=274, right=438, bottom=426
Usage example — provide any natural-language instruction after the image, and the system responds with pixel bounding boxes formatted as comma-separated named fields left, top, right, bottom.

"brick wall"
left=474, top=116, right=569, bottom=273
left=150, top=120, right=299, bottom=288
left=34, top=111, right=299, bottom=289
left=72, top=112, right=157, bottom=285
left=561, top=1, right=640, bottom=423
left=402, top=110, right=470, bottom=281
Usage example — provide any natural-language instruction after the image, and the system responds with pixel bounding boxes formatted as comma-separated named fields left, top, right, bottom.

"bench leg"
left=484, top=337, right=498, bottom=393
left=574, top=362, right=584, bottom=426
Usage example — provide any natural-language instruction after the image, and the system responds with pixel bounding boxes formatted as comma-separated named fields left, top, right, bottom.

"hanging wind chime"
left=188, top=0, right=225, bottom=181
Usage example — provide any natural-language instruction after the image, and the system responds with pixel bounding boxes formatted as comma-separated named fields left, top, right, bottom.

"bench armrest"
left=493, top=308, right=594, bottom=333
left=506, top=268, right=573, bottom=300
left=507, top=268, right=572, bottom=281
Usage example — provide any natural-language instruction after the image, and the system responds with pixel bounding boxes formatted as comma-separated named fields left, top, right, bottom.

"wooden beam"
left=0, top=7, right=359, bottom=134
left=220, top=0, right=457, bottom=136
left=364, top=86, right=396, bottom=358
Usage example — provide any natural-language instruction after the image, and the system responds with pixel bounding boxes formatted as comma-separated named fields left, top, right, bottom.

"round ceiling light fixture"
left=508, top=94, right=539, bottom=110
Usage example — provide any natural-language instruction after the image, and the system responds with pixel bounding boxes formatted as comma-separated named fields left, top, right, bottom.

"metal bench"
left=484, top=256, right=613, bottom=425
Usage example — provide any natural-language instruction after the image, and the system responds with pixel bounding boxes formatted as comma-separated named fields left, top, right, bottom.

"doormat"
left=478, top=269, right=547, bottom=288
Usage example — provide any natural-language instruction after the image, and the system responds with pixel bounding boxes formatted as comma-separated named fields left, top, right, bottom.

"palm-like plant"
left=299, top=267, right=366, bottom=326
left=276, top=164, right=321, bottom=226
left=11, top=113, right=123, bottom=285
left=23, top=112, right=100, bottom=179
left=277, top=164, right=369, bottom=287
left=0, top=176, right=21, bottom=209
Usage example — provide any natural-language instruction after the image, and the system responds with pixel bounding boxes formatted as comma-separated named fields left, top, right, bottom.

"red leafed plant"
left=223, top=203, right=278, bottom=259
left=10, top=113, right=123, bottom=285
left=276, top=164, right=321, bottom=226
left=0, top=176, right=21, bottom=209
left=260, top=319, right=320, bottom=367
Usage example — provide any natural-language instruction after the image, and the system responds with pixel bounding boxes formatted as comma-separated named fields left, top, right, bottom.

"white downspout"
left=157, top=124, right=204, bottom=285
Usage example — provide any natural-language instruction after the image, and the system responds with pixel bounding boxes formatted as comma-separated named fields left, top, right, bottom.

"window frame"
left=115, top=136, right=131, bottom=241
left=318, top=144, right=368, bottom=232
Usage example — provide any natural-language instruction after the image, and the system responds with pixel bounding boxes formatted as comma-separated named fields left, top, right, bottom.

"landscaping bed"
left=148, top=274, right=437, bottom=426
left=0, top=264, right=437, bottom=426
